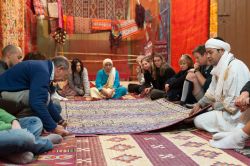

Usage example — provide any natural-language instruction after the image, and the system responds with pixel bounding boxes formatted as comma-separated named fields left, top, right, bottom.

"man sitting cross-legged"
left=190, top=37, right=250, bottom=133
left=209, top=81, right=250, bottom=149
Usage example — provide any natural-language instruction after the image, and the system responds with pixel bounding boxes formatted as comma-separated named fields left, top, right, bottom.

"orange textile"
left=210, top=0, right=218, bottom=38
left=119, top=20, right=139, bottom=39
left=0, top=0, right=25, bottom=53
left=171, top=0, right=209, bottom=71
left=92, top=19, right=112, bottom=31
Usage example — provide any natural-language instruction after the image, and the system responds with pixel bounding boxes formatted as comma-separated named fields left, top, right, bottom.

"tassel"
left=135, top=3, right=145, bottom=29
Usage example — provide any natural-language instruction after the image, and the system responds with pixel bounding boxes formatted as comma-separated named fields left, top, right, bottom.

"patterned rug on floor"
left=66, top=93, right=141, bottom=101
left=1, top=130, right=249, bottom=166
left=192, top=129, right=250, bottom=159
left=61, top=98, right=192, bottom=135
left=0, top=136, right=77, bottom=166
left=75, top=130, right=250, bottom=166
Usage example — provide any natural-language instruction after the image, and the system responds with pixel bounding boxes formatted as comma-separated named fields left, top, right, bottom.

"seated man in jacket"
left=0, top=56, right=70, bottom=136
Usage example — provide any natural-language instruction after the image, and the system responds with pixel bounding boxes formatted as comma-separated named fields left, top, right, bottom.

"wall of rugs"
left=0, top=0, right=25, bottom=55
left=0, top=0, right=216, bottom=79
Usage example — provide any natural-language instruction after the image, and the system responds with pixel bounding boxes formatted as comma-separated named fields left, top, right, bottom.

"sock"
left=5, top=152, right=34, bottom=164
left=213, top=123, right=246, bottom=140
left=210, top=129, right=249, bottom=149
left=42, top=134, right=63, bottom=144
left=180, top=80, right=193, bottom=104
left=212, top=132, right=232, bottom=140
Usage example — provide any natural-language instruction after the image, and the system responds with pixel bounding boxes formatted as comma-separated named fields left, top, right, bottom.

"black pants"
left=128, top=84, right=145, bottom=94
left=0, top=98, right=25, bottom=116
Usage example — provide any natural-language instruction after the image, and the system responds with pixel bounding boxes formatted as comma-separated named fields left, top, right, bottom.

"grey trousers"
left=150, top=89, right=166, bottom=100
left=0, top=90, right=50, bottom=118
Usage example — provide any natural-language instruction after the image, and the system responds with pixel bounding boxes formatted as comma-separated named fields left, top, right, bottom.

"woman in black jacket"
left=165, top=54, right=194, bottom=101
left=149, top=54, right=176, bottom=100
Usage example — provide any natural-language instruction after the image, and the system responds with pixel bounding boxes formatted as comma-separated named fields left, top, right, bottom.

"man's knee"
left=13, top=129, right=36, bottom=147
left=150, top=89, right=165, bottom=100
left=194, top=116, right=204, bottom=129
left=20, top=117, right=43, bottom=135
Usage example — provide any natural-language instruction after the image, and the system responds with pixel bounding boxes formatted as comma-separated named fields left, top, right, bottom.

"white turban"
left=103, top=58, right=113, bottom=66
left=205, top=38, right=231, bottom=52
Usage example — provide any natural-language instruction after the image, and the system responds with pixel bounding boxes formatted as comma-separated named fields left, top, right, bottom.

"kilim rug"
left=62, top=0, right=128, bottom=19
left=0, top=136, right=77, bottom=165
left=192, top=129, right=250, bottom=159
left=66, top=94, right=140, bottom=101
left=61, top=98, right=192, bottom=135
left=0, top=0, right=25, bottom=52
left=1, top=130, right=250, bottom=165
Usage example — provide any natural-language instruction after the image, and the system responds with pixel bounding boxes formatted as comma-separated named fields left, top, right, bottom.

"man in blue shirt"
left=0, top=56, right=69, bottom=136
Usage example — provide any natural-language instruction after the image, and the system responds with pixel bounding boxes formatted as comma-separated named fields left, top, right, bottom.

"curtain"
left=171, top=0, right=209, bottom=71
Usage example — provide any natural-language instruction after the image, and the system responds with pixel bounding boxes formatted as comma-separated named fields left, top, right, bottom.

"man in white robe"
left=190, top=38, right=250, bottom=133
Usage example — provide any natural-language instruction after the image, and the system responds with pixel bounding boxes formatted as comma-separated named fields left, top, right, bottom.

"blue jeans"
left=0, top=117, right=53, bottom=156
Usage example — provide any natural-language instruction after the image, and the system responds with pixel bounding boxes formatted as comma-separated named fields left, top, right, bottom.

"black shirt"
left=199, top=65, right=213, bottom=92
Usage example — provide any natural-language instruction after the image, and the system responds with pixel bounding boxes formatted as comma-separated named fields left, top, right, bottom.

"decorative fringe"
left=135, top=3, right=145, bottom=29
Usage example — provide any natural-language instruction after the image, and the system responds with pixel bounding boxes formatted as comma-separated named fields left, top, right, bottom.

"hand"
left=107, top=89, right=115, bottom=98
left=165, top=84, right=170, bottom=92
left=100, top=88, right=109, bottom=97
left=194, top=63, right=200, bottom=70
left=12, top=120, right=22, bottom=129
left=144, top=88, right=151, bottom=95
left=188, top=69, right=195, bottom=73
left=53, top=125, right=70, bottom=137
left=58, top=119, right=68, bottom=128
left=235, top=91, right=250, bottom=111
left=189, top=104, right=201, bottom=116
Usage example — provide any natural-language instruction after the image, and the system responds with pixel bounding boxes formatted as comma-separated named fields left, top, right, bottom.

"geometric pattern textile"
left=76, top=131, right=250, bottom=165
left=119, top=20, right=139, bottom=39
left=74, top=17, right=92, bottom=34
left=0, top=0, right=25, bottom=53
left=1, top=131, right=250, bottom=165
left=0, top=136, right=76, bottom=165
left=62, top=0, right=128, bottom=20
left=61, top=98, right=192, bottom=135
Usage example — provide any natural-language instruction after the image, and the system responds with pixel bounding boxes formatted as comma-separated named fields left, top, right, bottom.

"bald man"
left=0, top=45, right=23, bottom=74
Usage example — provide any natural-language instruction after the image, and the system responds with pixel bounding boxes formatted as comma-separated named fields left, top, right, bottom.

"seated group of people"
left=129, top=37, right=250, bottom=150
left=128, top=44, right=211, bottom=103
left=1, top=36, right=250, bottom=164
left=59, top=58, right=127, bottom=99
left=0, top=45, right=128, bottom=164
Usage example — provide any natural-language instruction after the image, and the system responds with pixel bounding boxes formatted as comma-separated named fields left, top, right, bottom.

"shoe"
left=5, top=152, right=34, bottom=164
left=42, top=134, right=63, bottom=144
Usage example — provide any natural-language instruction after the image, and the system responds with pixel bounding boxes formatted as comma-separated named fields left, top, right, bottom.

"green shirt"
left=0, top=108, right=17, bottom=131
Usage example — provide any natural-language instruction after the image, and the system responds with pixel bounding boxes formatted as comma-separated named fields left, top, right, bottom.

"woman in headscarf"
left=90, top=58, right=127, bottom=99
